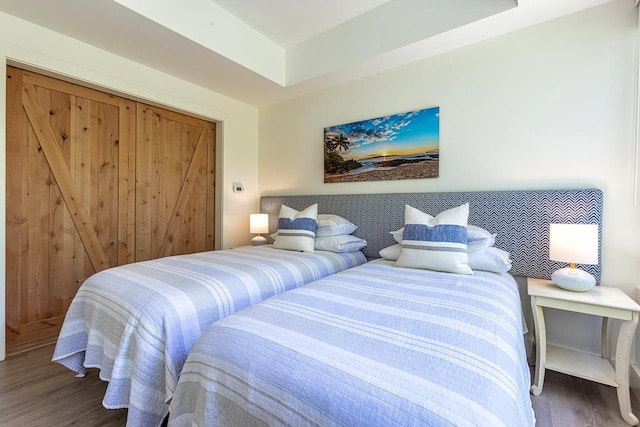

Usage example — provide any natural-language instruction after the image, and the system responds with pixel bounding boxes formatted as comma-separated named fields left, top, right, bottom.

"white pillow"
left=391, top=224, right=496, bottom=252
left=314, top=235, right=367, bottom=253
left=379, top=243, right=402, bottom=260
left=273, top=204, right=318, bottom=253
left=315, top=214, right=357, bottom=236
left=380, top=243, right=511, bottom=273
left=395, top=204, right=472, bottom=275
left=467, top=247, right=512, bottom=273
left=390, top=228, right=404, bottom=243
left=467, top=226, right=497, bottom=252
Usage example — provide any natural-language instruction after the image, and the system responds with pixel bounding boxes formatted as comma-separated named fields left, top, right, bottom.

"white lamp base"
left=251, top=235, right=268, bottom=246
left=551, top=267, right=596, bottom=292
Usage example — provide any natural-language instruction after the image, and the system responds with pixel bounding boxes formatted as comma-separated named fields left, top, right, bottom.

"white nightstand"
left=528, top=278, right=640, bottom=425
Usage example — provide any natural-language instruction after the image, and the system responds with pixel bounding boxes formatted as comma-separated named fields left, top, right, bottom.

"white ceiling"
left=0, top=0, right=616, bottom=107
left=212, top=0, right=395, bottom=48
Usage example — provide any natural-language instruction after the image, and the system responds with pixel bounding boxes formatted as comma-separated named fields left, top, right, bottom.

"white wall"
left=0, top=12, right=260, bottom=360
left=259, top=0, right=640, bottom=358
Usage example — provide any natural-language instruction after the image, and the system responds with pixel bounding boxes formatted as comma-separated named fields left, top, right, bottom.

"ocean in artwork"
left=324, top=107, right=440, bottom=183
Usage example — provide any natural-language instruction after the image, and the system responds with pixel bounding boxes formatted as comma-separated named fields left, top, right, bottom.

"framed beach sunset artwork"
left=323, top=107, right=440, bottom=183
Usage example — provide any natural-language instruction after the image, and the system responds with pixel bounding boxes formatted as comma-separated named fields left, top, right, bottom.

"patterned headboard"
left=260, top=189, right=603, bottom=282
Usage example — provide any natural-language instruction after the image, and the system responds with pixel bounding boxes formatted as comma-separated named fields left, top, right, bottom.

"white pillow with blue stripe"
left=390, top=224, right=495, bottom=252
left=273, top=204, right=318, bottom=253
left=395, top=203, right=473, bottom=275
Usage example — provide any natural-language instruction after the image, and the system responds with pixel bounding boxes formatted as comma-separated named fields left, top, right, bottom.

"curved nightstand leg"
left=615, top=312, right=639, bottom=425
left=530, top=297, right=546, bottom=396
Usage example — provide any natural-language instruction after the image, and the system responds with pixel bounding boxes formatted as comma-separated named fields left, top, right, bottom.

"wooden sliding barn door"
left=135, top=104, right=215, bottom=261
left=6, top=68, right=216, bottom=353
left=5, top=67, right=136, bottom=351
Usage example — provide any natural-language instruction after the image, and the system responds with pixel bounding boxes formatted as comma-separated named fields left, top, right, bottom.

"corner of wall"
left=1, top=56, right=7, bottom=361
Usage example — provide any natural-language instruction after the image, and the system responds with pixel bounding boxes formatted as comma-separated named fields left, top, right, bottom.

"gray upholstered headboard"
left=260, top=189, right=603, bottom=283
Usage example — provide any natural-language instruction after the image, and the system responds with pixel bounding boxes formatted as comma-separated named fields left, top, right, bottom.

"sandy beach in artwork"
left=324, top=160, right=439, bottom=183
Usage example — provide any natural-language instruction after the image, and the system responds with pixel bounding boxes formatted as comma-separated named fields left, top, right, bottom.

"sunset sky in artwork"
left=324, top=106, right=439, bottom=161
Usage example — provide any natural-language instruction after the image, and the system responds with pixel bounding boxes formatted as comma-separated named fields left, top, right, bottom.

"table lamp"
left=250, top=213, right=269, bottom=246
left=549, top=223, right=599, bottom=292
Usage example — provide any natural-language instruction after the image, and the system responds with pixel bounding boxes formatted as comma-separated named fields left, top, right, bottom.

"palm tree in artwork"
left=333, top=134, right=350, bottom=152
left=324, top=135, right=336, bottom=151
left=324, top=132, right=361, bottom=174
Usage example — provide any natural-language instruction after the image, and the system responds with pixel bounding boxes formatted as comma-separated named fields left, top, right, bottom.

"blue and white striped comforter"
left=52, top=245, right=366, bottom=427
left=169, top=259, right=535, bottom=427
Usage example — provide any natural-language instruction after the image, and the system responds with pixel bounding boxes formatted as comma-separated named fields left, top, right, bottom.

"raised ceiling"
left=211, top=0, right=396, bottom=48
left=0, top=0, right=616, bottom=106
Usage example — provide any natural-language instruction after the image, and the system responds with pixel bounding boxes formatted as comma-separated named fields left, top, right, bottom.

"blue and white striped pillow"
left=395, top=203, right=472, bottom=274
left=273, top=204, right=318, bottom=253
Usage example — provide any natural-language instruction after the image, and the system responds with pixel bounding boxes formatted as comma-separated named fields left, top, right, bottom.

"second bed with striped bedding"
left=169, top=259, right=535, bottom=427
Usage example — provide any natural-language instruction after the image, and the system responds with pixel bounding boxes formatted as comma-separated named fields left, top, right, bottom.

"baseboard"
left=6, top=336, right=58, bottom=358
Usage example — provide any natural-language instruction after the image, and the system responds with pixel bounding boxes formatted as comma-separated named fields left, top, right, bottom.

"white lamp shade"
left=549, top=223, right=598, bottom=265
left=549, top=223, right=599, bottom=292
left=250, top=213, right=269, bottom=234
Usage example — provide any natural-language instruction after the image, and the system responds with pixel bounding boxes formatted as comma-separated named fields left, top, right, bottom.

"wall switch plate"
left=232, top=182, right=244, bottom=193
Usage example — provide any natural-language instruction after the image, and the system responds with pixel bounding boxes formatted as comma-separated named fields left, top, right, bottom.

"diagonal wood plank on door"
left=157, top=128, right=207, bottom=258
left=135, top=103, right=215, bottom=261
left=21, top=83, right=109, bottom=273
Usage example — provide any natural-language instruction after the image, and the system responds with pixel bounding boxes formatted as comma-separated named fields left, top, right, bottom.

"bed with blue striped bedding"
left=52, top=245, right=366, bottom=427
left=169, top=259, right=535, bottom=427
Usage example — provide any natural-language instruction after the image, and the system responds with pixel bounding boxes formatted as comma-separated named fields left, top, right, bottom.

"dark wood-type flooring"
left=1, top=345, right=639, bottom=426
left=0, top=345, right=126, bottom=426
